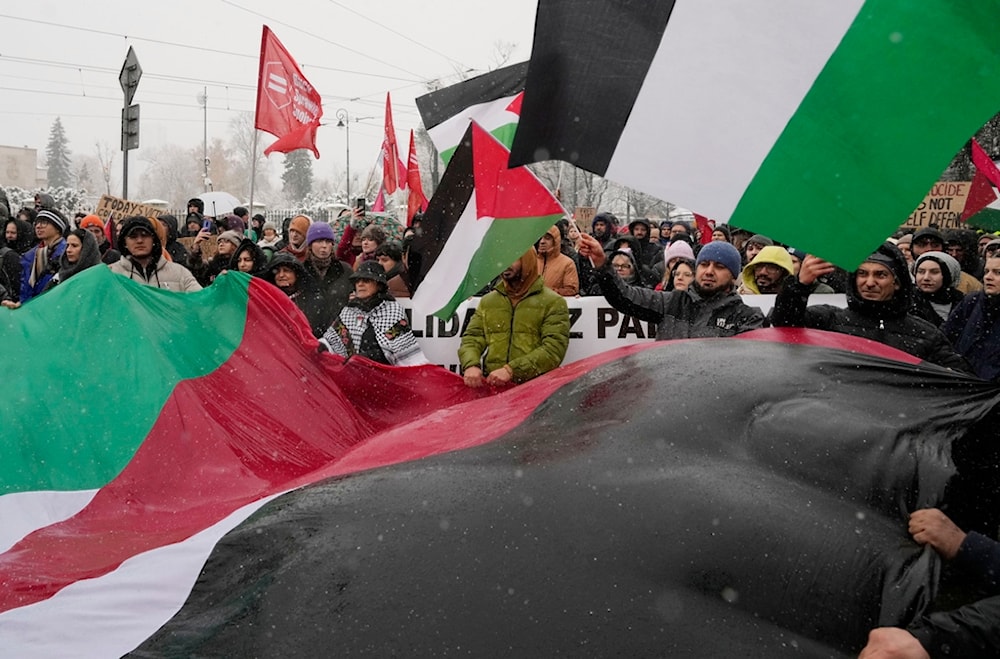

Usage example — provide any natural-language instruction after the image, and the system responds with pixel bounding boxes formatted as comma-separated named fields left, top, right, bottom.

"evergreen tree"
left=282, top=149, right=313, bottom=202
left=46, top=117, right=73, bottom=189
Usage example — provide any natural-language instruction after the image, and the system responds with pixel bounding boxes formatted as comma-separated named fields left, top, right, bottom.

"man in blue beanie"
left=578, top=233, right=764, bottom=339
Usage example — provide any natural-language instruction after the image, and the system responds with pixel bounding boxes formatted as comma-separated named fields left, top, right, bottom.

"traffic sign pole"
left=119, top=47, right=142, bottom=198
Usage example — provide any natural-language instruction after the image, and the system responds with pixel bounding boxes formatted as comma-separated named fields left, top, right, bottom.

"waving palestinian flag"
left=509, top=0, right=1000, bottom=269
left=410, top=122, right=565, bottom=319
left=416, top=61, right=527, bottom=164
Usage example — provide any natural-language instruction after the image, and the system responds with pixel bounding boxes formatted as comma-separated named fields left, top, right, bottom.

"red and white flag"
left=382, top=92, right=407, bottom=194
left=255, top=26, right=323, bottom=157
left=406, top=130, right=429, bottom=224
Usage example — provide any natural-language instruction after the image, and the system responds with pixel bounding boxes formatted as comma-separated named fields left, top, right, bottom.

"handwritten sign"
left=904, top=181, right=971, bottom=231
left=95, top=194, right=164, bottom=228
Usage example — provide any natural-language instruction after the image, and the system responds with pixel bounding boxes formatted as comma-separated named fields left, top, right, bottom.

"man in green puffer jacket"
left=459, top=248, right=570, bottom=387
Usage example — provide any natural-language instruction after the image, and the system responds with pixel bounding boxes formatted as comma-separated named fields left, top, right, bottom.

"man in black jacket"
left=579, top=233, right=764, bottom=339
left=771, top=242, right=969, bottom=371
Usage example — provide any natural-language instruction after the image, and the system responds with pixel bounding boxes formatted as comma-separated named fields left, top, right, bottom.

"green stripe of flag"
left=733, top=0, right=1000, bottom=267
left=1, top=269, right=249, bottom=494
left=438, top=214, right=564, bottom=316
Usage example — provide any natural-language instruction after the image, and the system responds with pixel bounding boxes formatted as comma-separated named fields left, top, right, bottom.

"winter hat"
left=224, top=214, right=246, bottom=233
left=695, top=241, right=742, bottom=279
left=289, top=215, right=311, bottom=236
left=79, top=214, right=104, bottom=230
left=349, top=259, right=388, bottom=285
left=741, top=245, right=794, bottom=293
left=896, top=233, right=913, bottom=246
left=912, top=227, right=945, bottom=246
left=306, top=222, right=336, bottom=245
left=117, top=216, right=162, bottom=255
left=663, top=239, right=695, bottom=265
left=262, top=221, right=278, bottom=232
left=35, top=208, right=68, bottom=235
left=745, top=234, right=774, bottom=248
left=786, top=247, right=806, bottom=262
left=914, top=251, right=961, bottom=289
left=712, top=224, right=732, bottom=241
left=217, top=230, right=243, bottom=250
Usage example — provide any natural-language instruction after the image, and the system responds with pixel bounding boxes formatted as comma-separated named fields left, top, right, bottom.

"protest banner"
left=400, top=294, right=846, bottom=372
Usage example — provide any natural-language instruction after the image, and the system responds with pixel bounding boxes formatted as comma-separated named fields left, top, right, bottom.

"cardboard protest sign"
left=904, top=181, right=971, bottom=231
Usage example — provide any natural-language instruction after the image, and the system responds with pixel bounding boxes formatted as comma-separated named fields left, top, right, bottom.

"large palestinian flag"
left=509, top=0, right=1000, bottom=269
left=410, top=122, right=565, bottom=319
left=416, top=61, right=527, bottom=164
left=4, top=266, right=1000, bottom=656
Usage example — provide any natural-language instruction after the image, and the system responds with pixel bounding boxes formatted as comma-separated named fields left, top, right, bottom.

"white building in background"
left=0, top=145, right=45, bottom=189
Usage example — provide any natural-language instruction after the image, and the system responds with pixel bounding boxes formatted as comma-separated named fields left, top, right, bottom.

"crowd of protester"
left=4, top=188, right=1000, bottom=655
left=4, top=191, right=1000, bottom=384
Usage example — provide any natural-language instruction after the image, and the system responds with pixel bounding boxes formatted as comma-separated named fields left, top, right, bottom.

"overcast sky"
left=0, top=0, right=538, bottom=191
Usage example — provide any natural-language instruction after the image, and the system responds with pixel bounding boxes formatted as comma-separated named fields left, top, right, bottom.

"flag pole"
left=248, top=129, right=259, bottom=237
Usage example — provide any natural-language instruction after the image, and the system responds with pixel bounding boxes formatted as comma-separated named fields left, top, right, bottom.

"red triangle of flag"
left=471, top=122, right=562, bottom=221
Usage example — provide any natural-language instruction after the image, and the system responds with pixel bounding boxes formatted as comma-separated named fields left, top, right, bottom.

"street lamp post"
left=336, top=108, right=351, bottom=202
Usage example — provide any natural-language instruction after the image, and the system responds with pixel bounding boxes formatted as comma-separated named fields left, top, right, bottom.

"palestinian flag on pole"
left=416, top=61, right=527, bottom=164
left=509, top=0, right=1000, bottom=269
left=410, top=122, right=566, bottom=319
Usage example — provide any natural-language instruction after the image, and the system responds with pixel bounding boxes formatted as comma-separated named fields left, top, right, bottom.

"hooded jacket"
left=158, top=214, right=190, bottom=268
left=910, top=251, right=965, bottom=326
left=740, top=245, right=795, bottom=294
left=536, top=226, right=579, bottom=296
left=229, top=238, right=268, bottom=277
left=627, top=218, right=665, bottom=268
left=772, top=242, right=968, bottom=370
left=44, top=229, right=103, bottom=292
left=108, top=216, right=201, bottom=292
left=607, top=234, right=657, bottom=288
left=459, top=251, right=570, bottom=383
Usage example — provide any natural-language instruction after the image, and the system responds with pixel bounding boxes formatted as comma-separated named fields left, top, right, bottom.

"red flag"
left=372, top=187, right=386, bottom=212
left=255, top=26, right=323, bottom=158
left=406, top=130, right=429, bottom=224
left=382, top=93, right=407, bottom=194
left=693, top=213, right=714, bottom=245
left=962, top=139, right=1000, bottom=221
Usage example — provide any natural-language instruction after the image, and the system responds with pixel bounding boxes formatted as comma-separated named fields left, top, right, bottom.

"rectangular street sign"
left=121, top=104, right=140, bottom=151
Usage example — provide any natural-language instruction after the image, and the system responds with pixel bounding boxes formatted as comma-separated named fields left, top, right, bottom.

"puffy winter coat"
left=458, top=276, right=570, bottom=383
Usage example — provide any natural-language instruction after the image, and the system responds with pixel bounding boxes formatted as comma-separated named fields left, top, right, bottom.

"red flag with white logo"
left=406, top=130, right=429, bottom=224
left=382, top=93, right=407, bottom=194
left=255, top=26, right=323, bottom=158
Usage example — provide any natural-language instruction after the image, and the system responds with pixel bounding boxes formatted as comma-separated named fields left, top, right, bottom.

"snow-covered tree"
left=45, top=118, right=73, bottom=188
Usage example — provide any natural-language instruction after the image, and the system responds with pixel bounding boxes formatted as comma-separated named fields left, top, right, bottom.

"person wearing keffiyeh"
left=19, top=207, right=68, bottom=303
